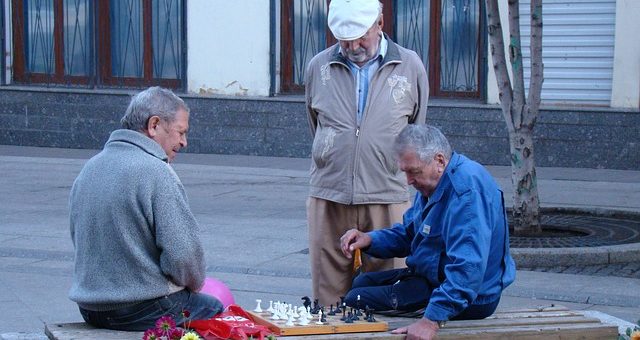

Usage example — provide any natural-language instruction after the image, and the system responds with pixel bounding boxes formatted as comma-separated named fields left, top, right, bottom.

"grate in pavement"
left=509, top=212, right=640, bottom=248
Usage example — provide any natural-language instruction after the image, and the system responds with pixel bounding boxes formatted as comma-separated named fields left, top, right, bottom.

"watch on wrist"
left=437, top=320, right=446, bottom=328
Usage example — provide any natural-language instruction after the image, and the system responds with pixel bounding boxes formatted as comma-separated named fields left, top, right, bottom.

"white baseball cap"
left=328, top=0, right=381, bottom=41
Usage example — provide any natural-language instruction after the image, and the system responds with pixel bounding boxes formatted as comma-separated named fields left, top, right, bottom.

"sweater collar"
left=106, top=129, right=169, bottom=162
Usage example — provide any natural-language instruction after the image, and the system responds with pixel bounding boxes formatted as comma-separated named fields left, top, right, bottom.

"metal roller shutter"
left=519, top=0, right=616, bottom=106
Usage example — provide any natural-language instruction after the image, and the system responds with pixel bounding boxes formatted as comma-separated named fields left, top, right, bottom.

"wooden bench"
left=44, top=305, right=619, bottom=339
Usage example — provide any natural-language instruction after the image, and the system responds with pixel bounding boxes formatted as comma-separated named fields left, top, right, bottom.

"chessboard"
left=247, top=309, right=388, bottom=336
left=247, top=310, right=388, bottom=336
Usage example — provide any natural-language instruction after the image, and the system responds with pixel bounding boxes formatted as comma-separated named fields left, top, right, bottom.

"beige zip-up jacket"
left=305, top=37, right=428, bottom=205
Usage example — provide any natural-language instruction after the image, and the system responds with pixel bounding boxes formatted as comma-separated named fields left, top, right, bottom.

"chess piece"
left=266, top=300, right=274, bottom=313
left=301, top=296, right=312, bottom=310
left=327, top=304, right=336, bottom=316
left=351, top=308, right=360, bottom=321
left=298, top=309, right=310, bottom=326
left=334, top=300, right=342, bottom=313
left=315, top=310, right=324, bottom=325
left=320, top=310, right=327, bottom=323
left=253, top=299, right=263, bottom=313
left=305, top=306, right=313, bottom=320
left=355, top=295, right=362, bottom=316
left=292, top=305, right=300, bottom=318
left=311, top=299, right=320, bottom=314
left=285, top=312, right=295, bottom=326
left=340, top=305, right=347, bottom=321
left=345, top=311, right=354, bottom=323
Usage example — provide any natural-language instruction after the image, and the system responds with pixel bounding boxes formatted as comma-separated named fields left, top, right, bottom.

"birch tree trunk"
left=486, top=0, right=543, bottom=236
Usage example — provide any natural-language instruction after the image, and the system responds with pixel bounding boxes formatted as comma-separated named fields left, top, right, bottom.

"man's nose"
left=347, top=40, right=361, bottom=51
left=180, top=135, right=187, bottom=148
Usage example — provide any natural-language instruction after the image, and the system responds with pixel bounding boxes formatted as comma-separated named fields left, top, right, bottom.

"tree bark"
left=487, top=0, right=543, bottom=236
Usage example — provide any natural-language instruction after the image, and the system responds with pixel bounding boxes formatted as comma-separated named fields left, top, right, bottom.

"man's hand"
left=339, top=228, right=372, bottom=259
left=391, top=318, right=439, bottom=340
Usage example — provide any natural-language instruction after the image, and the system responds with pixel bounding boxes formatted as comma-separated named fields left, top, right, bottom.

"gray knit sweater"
left=69, top=129, right=206, bottom=311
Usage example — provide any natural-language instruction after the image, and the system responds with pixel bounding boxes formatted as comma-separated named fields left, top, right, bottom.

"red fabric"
left=188, top=305, right=276, bottom=340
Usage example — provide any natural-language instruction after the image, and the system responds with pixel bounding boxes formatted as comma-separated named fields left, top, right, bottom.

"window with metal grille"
left=280, top=0, right=483, bottom=98
left=11, top=0, right=184, bottom=89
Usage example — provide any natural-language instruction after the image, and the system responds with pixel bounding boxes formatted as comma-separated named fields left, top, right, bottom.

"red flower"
left=142, top=328, right=162, bottom=340
left=169, top=328, right=185, bottom=340
left=182, top=309, right=191, bottom=318
left=155, top=315, right=176, bottom=332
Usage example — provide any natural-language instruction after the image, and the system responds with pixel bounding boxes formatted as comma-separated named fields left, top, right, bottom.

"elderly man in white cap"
left=304, top=0, right=429, bottom=310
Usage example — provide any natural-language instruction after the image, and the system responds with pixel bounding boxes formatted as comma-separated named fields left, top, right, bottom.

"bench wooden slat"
left=44, top=305, right=619, bottom=340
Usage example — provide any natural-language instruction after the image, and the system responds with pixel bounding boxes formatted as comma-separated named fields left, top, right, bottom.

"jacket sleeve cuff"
left=424, top=303, right=454, bottom=322
left=365, top=231, right=384, bottom=257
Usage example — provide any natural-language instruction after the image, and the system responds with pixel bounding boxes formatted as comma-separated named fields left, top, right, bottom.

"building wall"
left=187, top=0, right=272, bottom=96
left=611, top=0, right=640, bottom=108
left=0, top=89, right=637, bottom=170
left=487, top=0, right=640, bottom=109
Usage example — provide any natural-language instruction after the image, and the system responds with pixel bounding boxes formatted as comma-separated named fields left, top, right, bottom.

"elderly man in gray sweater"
left=68, top=87, right=222, bottom=331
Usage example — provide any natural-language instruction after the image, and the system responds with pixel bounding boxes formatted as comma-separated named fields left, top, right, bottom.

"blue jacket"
left=366, top=152, right=516, bottom=321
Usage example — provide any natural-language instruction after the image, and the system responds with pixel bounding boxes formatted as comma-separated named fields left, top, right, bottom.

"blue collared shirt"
left=341, top=34, right=388, bottom=126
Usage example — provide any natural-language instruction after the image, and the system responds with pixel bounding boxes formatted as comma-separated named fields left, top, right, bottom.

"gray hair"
left=120, top=86, right=189, bottom=131
left=394, top=124, right=452, bottom=163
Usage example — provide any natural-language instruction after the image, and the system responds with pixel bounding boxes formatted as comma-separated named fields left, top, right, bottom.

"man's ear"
left=146, top=116, right=161, bottom=137
left=435, top=153, right=447, bottom=170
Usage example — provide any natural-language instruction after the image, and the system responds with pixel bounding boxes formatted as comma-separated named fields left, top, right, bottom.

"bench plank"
left=44, top=305, right=619, bottom=340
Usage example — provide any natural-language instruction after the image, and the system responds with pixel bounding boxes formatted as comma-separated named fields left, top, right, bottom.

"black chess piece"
left=345, top=311, right=354, bottom=323
left=328, top=304, right=336, bottom=316
left=350, top=308, right=360, bottom=321
left=365, top=306, right=376, bottom=322
left=334, top=300, right=342, bottom=313
left=310, top=299, right=320, bottom=314
left=320, top=311, right=327, bottom=323
left=301, top=296, right=311, bottom=310
left=340, top=306, right=348, bottom=321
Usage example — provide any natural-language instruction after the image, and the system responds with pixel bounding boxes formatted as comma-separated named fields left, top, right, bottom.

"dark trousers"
left=79, top=289, right=223, bottom=331
left=344, top=268, right=499, bottom=320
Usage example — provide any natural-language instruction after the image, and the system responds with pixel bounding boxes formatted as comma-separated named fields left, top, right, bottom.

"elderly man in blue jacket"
left=340, top=124, right=516, bottom=340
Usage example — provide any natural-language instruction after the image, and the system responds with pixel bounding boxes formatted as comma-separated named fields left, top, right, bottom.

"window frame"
left=279, top=0, right=484, bottom=99
left=11, top=0, right=185, bottom=89
left=279, top=0, right=394, bottom=94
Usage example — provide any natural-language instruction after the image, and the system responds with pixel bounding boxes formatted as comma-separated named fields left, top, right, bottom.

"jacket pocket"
left=311, top=126, right=336, bottom=169
left=375, top=149, right=399, bottom=176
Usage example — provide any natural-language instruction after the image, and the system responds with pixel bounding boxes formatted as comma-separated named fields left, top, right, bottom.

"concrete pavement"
left=1, top=145, right=639, bottom=339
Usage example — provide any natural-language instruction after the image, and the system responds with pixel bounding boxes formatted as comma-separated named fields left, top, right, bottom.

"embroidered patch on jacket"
left=387, top=74, right=411, bottom=103
left=320, top=127, right=336, bottom=160
left=422, top=224, right=431, bottom=235
left=320, top=63, right=331, bottom=85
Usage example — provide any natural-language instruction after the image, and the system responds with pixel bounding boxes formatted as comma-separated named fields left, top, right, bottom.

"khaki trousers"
left=307, top=197, right=410, bottom=306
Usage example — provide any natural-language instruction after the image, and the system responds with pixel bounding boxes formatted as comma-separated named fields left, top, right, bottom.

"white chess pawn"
left=285, top=311, right=295, bottom=326
left=315, top=310, right=324, bottom=325
left=298, top=316, right=309, bottom=326
left=292, top=305, right=300, bottom=318
left=305, top=306, right=313, bottom=320
left=298, top=310, right=310, bottom=326
left=254, top=299, right=263, bottom=313
left=271, top=302, right=280, bottom=320
left=266, top=300, right=274, bottom=313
